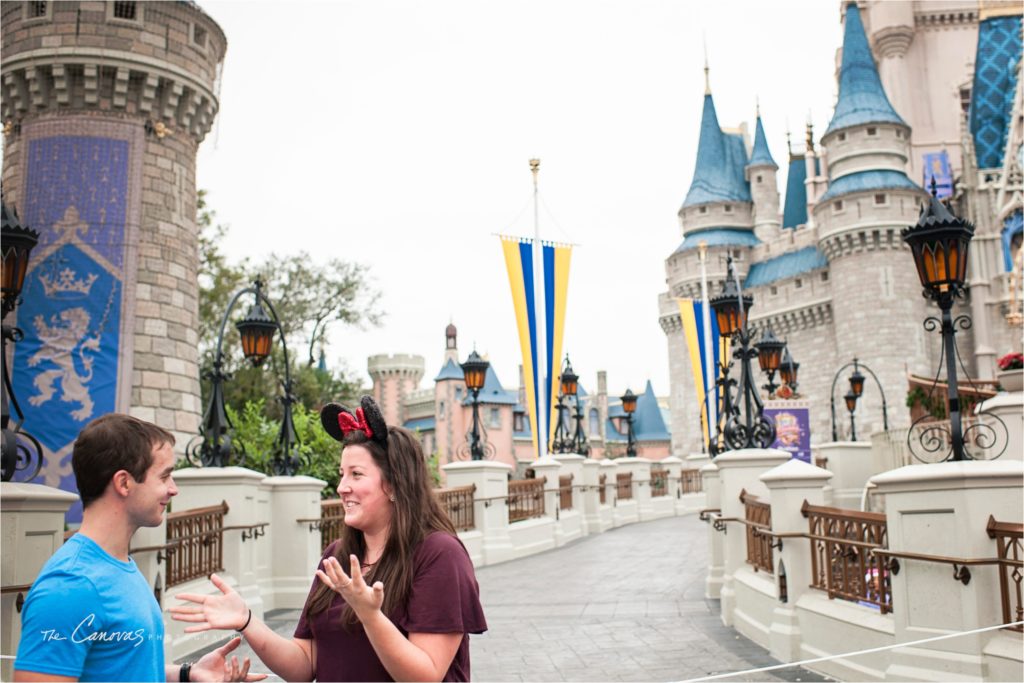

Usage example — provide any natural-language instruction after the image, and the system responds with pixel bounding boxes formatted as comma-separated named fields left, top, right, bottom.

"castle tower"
left=659, top=66, right=756, bottom=456
left=1, top=2, right=224, bottom=509
left=746, top=109, right=780, bottom=240
left=813, top=2, right=930, bottom=429
left=367, top=354, right=425, bottom=427
left=433, top=324, right=465, bottom=463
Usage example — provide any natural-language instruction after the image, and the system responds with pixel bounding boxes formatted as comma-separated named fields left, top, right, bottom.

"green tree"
left=196, top=190, right=381, bottom=422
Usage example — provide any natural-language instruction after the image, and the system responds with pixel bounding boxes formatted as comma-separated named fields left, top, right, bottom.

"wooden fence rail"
left=802, top=500, right=892, bottom=613
left=740, top=489, right=773, bottom=573
left=436, top=484, right=477, bottom=531
left=319, top=499, right=346, bottom=552
left=616, top=472, right=633, bottom=500
left=166, top=501, right=228, bottom=588
left=680, top=469, right=703, bottom=494
left=650, top=468, right=668, bottom=498
left=559, top=474, right=573, bottom=511
left=508, top=477, right=546, bottom=523
left=599, top=473, right=607, bottom=505
left=987, top=515, right=1023, bottom=632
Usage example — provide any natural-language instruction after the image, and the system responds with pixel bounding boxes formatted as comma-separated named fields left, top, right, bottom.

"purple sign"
left=763, top=400, right=811, bottom=463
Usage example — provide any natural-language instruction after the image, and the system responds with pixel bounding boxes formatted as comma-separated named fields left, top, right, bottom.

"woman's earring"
left=389, top=496, right=396, bottom=502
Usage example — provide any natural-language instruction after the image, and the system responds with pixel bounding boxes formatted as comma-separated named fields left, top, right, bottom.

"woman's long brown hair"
left=303, top=426, right=456, bottom=630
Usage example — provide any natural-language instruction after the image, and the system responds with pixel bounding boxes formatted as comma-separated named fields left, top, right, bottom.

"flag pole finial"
left=529, top=158, right=540, bottom=188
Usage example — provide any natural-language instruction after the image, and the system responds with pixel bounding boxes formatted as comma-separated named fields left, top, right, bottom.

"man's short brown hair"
left=72, top=414, right=175, bottom=508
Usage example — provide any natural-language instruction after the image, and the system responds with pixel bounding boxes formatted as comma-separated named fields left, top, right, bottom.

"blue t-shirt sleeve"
left=14, top=572, right=106, bottom=678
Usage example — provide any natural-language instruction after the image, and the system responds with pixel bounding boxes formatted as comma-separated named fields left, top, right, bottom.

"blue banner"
left=922, top=151, right=953, bottom=199
left=12, top=136, right=130, bottom=522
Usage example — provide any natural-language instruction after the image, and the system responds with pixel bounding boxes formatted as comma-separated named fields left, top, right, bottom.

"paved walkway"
left=197, top=515, right=830, bottom=681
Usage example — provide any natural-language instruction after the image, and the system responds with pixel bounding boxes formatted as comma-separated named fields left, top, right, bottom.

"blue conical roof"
left=682, top=94, right=753, bottom=208
left=825, top=3, right=906, bottom=135
left=782, top=154, right=808, bottom=229
left=748, top=115, right=777, bottom=169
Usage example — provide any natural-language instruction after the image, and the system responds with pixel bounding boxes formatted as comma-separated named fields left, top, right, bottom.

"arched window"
left=589, top=408, right=599, bottom=435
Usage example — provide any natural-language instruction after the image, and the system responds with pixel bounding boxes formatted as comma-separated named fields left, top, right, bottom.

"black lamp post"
left=829, top=358, right=888, bottom=442
left=843, top=390, right=859, bottom=441
left=779, top=348, right=799, bottom=393
left=187, top=278, right=301, bottom=475
left=710, top=256, right=775, bottom=452
left=902, top=180, right=975, bottom=461
left=552, top=355, right=577, bottom=453
left=755, top=325, right=786, bottom=398
left=461, top=350, right=489, bottom=461
left=620, top=388, right=637, bottom=457
left=1, top=198, right=44, bottom=482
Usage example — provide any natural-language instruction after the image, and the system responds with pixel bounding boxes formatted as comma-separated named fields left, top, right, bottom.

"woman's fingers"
left=315, top=569, right=335, bottom=590
left=173, top=592, right=206, bottom=604
left=349, top=555, right=366, bottom=588
left=216, top=636, right=242, bottom=656
left=183, top=623, right=213, bottom=634
left=170, top=611, right=209, bottom=623
left=210, top=573, right=233, bottom=596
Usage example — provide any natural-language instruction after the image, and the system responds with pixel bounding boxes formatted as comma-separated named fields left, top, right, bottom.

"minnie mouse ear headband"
left=320, top=395, right=389, bottom=448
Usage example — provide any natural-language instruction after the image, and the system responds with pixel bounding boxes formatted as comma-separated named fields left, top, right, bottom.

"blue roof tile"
left=969, top=15, right=1023, bottom=169
left=605, top=381, right=670, bottom=442
left=744, top=247, right=828, bottom=288
left=403, top=416, right=435, bottom=432
left=825, top=3, right=906, bottom=135
left=819, top=169, right=921, bottom=203
left=675, top=228, right=761, bottom=253
left=683, top=94, right=753, bottom=208
left=782, top=156, right=808, bottom=229
left=748, top=116, right=777, bottom=168
left=434, top=358, right=464, bottom=381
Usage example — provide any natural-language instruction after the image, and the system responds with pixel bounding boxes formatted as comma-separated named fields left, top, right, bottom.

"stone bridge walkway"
left=202, top=514, right=829, bottom=681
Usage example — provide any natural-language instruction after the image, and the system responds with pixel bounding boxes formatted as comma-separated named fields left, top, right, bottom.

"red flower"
left=997, top=352, right=1024, bottom=371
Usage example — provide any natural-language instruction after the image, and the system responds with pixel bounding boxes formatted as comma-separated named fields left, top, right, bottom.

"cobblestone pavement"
left=187, top=515, right=831, bottom=682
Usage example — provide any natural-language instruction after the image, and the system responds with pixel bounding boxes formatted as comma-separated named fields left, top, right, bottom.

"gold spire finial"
left=755, top=95, right=760, bottom=117
left=805, top=118, right=814, bottom=152
left=786, top=128, right=792, bottom=155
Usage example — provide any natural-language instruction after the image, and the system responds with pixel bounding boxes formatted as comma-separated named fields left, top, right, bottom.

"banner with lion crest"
left=12, top=136, right=133, bottom=522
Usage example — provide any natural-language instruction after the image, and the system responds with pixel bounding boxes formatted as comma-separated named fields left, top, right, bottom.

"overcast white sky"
left=196, top=0, right=843, bottom=398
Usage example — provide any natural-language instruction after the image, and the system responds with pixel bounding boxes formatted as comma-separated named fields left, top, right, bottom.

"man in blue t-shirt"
left=14, top=414, right=265, bottom=683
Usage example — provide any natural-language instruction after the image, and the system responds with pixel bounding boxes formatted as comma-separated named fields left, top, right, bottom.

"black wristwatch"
left=179, top=662, right=192, bottom=682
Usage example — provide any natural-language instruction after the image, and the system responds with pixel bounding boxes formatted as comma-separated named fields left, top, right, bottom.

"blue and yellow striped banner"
left=677, top=299, right=722, bottom=449
left=501, top=236, right=572, bottom=459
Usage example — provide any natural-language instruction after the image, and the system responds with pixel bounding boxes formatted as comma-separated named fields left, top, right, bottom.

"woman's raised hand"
left=170, top=573, right=251, bottom=633
left=316, top=555, right=385, bottom=620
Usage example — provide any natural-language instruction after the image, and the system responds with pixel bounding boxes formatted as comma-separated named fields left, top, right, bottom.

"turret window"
left=838, top=132, right=846, bottom=142
left=866, top=127, right=877, bottom=136
left=874, top=193, right=887, bottom=205
left=113, top=2, right=137, bottom=19
left=193, top=24, right=208, bottom=48
left=895, top=129, right=903, bottom=139
left=833, top=200, right=844, bottom=212
left=770, top=286, right=778, bottom=296
left=26, top=1, right=47, bottom=19
left=723, top=204, right=732, bottom=213
left=795, top=278, right=803, bottom=289
left=514, top=413, right=525, bottom=432
left=488, top=408, right=501, bottom=429
left=756, top=175, right=763, bottom=183
left=699, top=206, right=708, bottom=214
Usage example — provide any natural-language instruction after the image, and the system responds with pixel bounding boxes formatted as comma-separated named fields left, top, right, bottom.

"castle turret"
left=1, top=2, right=224, bottom=512
left=813, top=1, right=929, bottom=429
left=746, top=109, right=780, bottom=239
left=368, top=354, right=425, bottom=427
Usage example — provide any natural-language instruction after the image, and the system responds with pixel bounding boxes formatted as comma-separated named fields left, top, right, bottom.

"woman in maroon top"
left=171, top=396, right=487, bottom=682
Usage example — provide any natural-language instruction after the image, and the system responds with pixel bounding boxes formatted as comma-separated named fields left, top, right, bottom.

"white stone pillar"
left=816, top=441, right=874, bottom=510
left=442, top=460, right=514, bottom=566
left=760, top=459, right=833, bottom=663
left=872, top=461, right=1024, bottom=681
left=0, top=483, right=78, bottom=682
left=599, top=459, right=619, bottom=528
left=554, top=454, right=587, bottom=540
left=529, top=457, right=564, bottom=545
left=618, top=457, right=654, bottom=520
left=702, top=462, right=725, bottom=599
left=976, top=392, right=1023, bottom=462
left=173, top=467, right=268, bottom=616
left=262, top=475, right=326, bottom=610
left=714, top=449, right=791, bottom=625
left=686, top=452, right=711, bottom=470
left=580, top=459, right=604, bottom=533
left=660, top=455, right=684, bottom=513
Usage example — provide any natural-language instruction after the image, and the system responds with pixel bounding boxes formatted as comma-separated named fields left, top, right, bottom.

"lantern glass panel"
left=621, top=391, right=637, bottom=414
left=561, top=374, right=578, bottom=397
left=240, top=326, right=275, bottom=366
left=849, top=372, right=865, bottom=398
left=844, top=392, right=857, bottom=413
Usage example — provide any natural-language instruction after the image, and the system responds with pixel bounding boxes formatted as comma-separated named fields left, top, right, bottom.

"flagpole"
left=530, top=158, right=548, bottom=460
left=698, top=242, right=717, bottom=451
